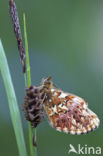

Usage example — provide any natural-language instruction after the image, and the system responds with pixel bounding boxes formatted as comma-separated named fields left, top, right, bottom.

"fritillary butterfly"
left=23, top=77, right=100, bottom=135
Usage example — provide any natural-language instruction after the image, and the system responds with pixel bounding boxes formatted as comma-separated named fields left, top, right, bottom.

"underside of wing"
left=43, top=89, right=100, bottom=135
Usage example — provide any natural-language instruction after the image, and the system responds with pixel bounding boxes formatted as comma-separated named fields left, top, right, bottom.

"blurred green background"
left=0, top=0, right=103, bottom=156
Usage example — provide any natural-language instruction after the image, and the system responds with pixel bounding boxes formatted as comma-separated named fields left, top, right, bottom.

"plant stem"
left=23, top=13, right=37, bottom=156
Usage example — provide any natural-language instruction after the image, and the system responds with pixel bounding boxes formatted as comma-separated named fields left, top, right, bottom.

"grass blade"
left=0, top=40, right=27, bottom=156
left=23, top=13, right=37, bottom=156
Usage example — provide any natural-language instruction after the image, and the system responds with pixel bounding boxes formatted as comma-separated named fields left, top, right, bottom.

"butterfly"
left=23, top=77, right=100, bottom=135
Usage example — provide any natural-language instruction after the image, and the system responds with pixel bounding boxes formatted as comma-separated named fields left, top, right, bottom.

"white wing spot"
left=70, top=131, right=75, bottom=135
left=76, top=130, right=81, bottom=135
left=52, top=105, right=57, bottom=113
left=58, top=103, right=68, bottom=110
left=83, top=103, right=87, bottom=109
left=73, top=97, right=83, bottom=104
left=53, top=92, right=57, bottom=96
left=63, top=128, right=68, bottom=133
left=58, top=92, right=67, bottom=98
left=56, top=127, right=61, bottom=132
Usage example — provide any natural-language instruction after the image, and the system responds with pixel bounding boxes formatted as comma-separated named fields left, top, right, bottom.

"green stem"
left=24, top=73, right=27, bottom=86
left=23, top=13, right=37, bottom=156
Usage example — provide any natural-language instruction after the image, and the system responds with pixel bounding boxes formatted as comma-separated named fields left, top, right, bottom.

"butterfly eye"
left=47, top=76, right=52, bottom=81
left=42, top=77, right=52, bottom=84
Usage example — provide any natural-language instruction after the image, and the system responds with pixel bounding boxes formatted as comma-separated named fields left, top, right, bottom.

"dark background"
left=0, top=0, right=103, bottom=156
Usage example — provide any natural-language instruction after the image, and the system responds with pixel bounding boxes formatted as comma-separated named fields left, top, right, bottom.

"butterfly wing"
left=43, top=89, right=100, bottom=134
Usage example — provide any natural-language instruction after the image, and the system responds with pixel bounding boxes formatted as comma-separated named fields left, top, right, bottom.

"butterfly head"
left=41, top=76, right=53, bottom=90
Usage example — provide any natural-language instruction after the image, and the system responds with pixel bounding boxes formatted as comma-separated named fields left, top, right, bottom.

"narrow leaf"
left=0, top=40, right=27, bottom=156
